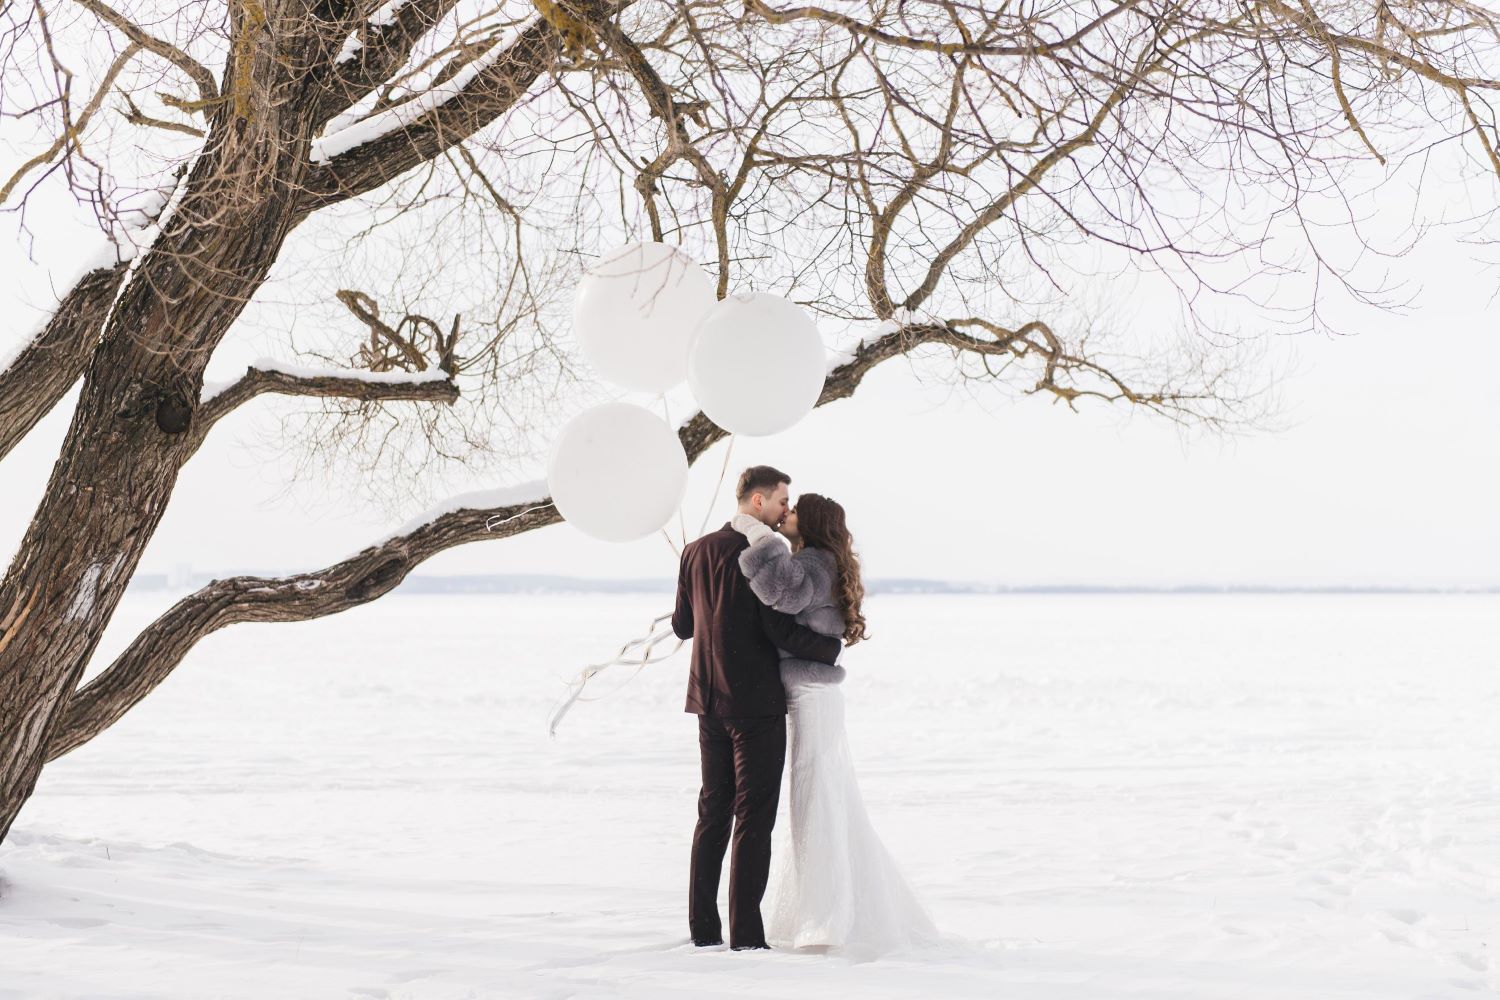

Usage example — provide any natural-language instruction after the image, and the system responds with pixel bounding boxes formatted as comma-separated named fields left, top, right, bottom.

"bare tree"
left=2, top=0, right=1497, bottom=843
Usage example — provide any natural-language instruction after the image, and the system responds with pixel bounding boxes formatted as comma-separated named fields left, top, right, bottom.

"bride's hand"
left=731, top=513, right=776, bottom=544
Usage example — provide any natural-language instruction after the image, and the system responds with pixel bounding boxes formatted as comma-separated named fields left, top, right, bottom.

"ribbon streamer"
left=549, top=610, right=684, bottom=736
left=486, top=503, right=555, bottom=532
left=539, top=431, right=737, bottom=734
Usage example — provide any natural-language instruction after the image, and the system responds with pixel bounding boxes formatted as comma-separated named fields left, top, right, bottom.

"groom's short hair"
left=736, top=465, right=790, bottom=503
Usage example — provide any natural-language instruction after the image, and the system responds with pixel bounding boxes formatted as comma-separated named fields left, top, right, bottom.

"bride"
left=731, top=494, right=937, bottom=957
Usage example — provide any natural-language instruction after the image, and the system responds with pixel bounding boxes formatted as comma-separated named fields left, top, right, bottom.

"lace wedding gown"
left=739, top=534, right=938, bottom=957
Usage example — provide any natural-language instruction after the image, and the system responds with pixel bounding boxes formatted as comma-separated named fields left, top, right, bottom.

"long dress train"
left=765, top=671, right=938, bottom=955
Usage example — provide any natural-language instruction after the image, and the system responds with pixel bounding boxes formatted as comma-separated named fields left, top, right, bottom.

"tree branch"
left=312, top=0, right=464, bottom=128
left=44, top=489, right=559, bottom=763
left=296, top=1, right=626, bottom=217
left=742, top=0, right=1145, bottom=59
left=44, top=295, right=1248, bottom=760
left=44, top=317, right=927, bottom=760
left=897, top=19, right=1223, bottom=312
left=66, top=0, right=219, bottom=107
left=584, top=14, right=736, bottom=293
left=192, top=363, right=461, bottom=449
left=118, top=93, right=207, bottom=137
left=0, top=262, right=129, bottom=463
left=1260, top=0, right=1500, bottom=94
left=0, top=43, right=142, bottom=206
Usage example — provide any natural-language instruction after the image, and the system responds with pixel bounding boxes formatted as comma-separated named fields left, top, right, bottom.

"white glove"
left=731, top=513, right=776, bottom=545
left=835, top=645, right=845, bottom=666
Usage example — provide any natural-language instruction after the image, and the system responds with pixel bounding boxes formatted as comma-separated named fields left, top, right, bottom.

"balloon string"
left=698, top=433, right=736, bottom=538
left=547, top=427, right=737, bottom=738
left=659, top=527, right=680, bottom=559
left=549, top=611, right=683, bottom=736
left=661, top=393, right=689, bottom=549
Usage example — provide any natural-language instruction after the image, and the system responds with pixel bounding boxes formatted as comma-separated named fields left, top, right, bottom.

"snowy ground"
left=2, top=592, right=1497, bottom=999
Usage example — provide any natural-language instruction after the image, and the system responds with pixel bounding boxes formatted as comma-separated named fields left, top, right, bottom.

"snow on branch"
left=294, top=9, right=571, bottom=215
left=311, top=32, right=514, bottom=164
left=335, top=0, right=415, bottom=64
left=195, top=359, right=459, bottom=444
left=0, top=258, right=131, bottom=463
left=0, top=246, right=119, bottom=378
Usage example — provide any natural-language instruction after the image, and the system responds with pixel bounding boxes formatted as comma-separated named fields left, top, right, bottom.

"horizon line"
left=125, top=571, right=1500, bottom=596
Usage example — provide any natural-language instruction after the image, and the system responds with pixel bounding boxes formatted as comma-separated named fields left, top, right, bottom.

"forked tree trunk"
left=0, top=0, right=574, bottom=845
left=0, top=65, right=320, bottom=839
left=0, top=325, right=199, bottom=840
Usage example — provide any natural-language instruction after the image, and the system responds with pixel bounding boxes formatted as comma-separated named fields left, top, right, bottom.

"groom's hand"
left=731, top=513, right=776, bottom=545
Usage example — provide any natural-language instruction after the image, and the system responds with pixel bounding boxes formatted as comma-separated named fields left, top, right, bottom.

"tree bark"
left=0, top=262, right=128, bottom=462
left=0, top=30, right=325, bottom=838
left=0, top=5, right=592, bottom=842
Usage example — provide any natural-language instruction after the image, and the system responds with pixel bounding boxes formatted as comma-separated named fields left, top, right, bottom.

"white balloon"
left=687, top=292, right=827, bottom=437
left=547, top=402, right=688, bottom=543
left=573, top=242, right=716, bottom=394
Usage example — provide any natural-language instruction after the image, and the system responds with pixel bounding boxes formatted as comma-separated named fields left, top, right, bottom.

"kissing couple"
left=671, top=465, right=936, bottom=956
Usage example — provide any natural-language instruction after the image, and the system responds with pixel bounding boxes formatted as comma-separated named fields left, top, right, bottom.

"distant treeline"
left=126, top=573, right=1499, bottom=596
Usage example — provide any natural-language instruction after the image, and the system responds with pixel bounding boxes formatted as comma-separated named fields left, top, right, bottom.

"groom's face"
left=755, top=483, right=791, bottom=528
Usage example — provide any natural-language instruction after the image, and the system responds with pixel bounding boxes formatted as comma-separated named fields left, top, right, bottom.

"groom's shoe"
left=691, top=935, right=723, bottom=947
left=730, top=942, right=770, bottom=952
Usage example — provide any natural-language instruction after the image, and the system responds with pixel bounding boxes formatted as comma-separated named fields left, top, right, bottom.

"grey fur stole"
left=739, top=536, right=847, bottom=686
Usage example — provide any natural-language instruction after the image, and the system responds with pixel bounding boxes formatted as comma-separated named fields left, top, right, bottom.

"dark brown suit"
left=672, top=523, right=841, bottom=948
left=673, top=524, right=841, bottom=717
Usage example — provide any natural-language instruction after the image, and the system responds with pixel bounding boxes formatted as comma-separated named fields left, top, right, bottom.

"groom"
left=671, top=465, right=842, bottom=950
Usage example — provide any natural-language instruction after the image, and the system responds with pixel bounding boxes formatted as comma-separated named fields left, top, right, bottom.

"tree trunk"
left=0, top=50, right=321, bottom=838
left=0, top=0, right=580, bottom=844
left=0, top=325, right=195, bottom=839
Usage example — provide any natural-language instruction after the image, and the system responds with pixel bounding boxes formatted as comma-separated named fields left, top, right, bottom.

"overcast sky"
left=3, top=200, right=1498, bottom=589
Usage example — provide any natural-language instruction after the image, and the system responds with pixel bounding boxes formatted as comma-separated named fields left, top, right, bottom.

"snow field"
left=2, top=592, right=1496, bottom=998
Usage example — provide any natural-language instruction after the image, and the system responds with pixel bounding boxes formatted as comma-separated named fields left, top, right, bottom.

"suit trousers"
left=689, top=713, right=787, bottom=948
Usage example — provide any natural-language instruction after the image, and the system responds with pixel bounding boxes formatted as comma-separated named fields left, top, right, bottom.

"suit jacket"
left=672, top=523, right=841, bottom=716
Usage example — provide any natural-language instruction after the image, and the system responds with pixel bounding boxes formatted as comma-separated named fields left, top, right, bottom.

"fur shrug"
left=739, top=536, right=848, bottom=687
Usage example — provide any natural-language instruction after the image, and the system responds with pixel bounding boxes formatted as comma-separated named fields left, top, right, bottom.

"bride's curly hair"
left=794, top=493, right=869, bottom=645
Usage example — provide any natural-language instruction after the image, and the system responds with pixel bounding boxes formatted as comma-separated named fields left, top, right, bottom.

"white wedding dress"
left=738, top=533, right=938, bottom=957
left=765, top=670, right=939, bottom=956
